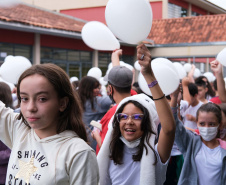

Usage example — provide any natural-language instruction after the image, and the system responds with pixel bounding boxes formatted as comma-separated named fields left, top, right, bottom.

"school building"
left=0, top=1, right=226, bottom=79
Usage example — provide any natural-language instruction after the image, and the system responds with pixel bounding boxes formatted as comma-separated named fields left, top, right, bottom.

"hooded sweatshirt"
left=0, top=101, right=99, bottom=185
left=97, top=94, right=168, bottom=185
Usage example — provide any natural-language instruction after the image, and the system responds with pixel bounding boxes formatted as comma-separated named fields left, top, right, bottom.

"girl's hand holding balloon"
left=136, top=44, right=153, bottom=78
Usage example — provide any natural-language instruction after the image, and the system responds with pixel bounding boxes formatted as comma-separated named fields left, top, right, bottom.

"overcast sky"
left=207, top=0, right=226, bottom=10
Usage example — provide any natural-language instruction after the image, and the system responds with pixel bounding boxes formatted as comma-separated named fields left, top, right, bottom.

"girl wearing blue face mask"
left=170, top=87, right=226, bottom=185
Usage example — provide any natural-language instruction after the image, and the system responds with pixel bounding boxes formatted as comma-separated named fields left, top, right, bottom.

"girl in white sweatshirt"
left=0, top=63, right=99, bottom=185
left=97, top=44, right=176, bottom=185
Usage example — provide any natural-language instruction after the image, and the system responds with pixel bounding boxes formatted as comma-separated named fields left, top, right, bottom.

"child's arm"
left=170, top=89, right=194, bottom=153
left=210, top=60, right=226, bottom=102
left=111, top=49, right=122, bottom=67
left=187, top=64, right=195, bottom=83
left=0, top=101, right=20, bottom=149
left=137, top=44, right=175, bottom=163
left=91, top=130, right=102, bottom=148
left=182, top=77, right=192, bottom=105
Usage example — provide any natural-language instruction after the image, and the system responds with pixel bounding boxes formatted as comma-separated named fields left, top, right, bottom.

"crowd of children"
left=0, top=44, right=225, bottom=185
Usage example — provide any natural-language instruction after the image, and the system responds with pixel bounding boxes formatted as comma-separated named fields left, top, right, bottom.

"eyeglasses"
left=116, top=113, right=144, bottom=122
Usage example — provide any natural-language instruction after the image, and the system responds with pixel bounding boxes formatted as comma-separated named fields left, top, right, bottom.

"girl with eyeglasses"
left=97, top=44, right=176, bottom=185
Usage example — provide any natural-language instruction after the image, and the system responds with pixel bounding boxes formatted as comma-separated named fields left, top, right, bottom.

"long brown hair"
left=195, top=76, right=215, bottom=98
left=17, top=63, right=87, bottom=142
left=78, top=76, right=100, bottom=111
left=109, top=100, right=157, bottom=165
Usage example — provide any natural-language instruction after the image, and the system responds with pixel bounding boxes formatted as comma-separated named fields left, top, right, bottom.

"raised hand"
left=136, top=44, right=153, bottom=77
left=111, top=49, right=122, bottom=66
left=210, top=60, right=223, bottom=76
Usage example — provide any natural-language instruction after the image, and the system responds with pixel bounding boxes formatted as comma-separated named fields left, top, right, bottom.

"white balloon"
left=108, top=63, right=113, bottom=70
left=105, top=0, right=153, bottom=44
left=173, top=62, right=187, bottom=79
left=87, top=67, right=102, bottom=80
left=203, top=72, right=215, bottom=83
left=138, top=72, right=152, bottom=96
left=5, top=55, right=14, bottom=62
left=99, top=77, right=108, bottom=86
left=216, top=48, right=226, bottom=66
left=193, top=68, right=201, bottom=78
left=152, top=58, right=177, bottom=74
left=0, top=77, right=15, bottom=91
left=105, top=68, right=110, bottom=76
left=122, top=63, right=134, bottom=71
left=183, top=63, right=192, bottom=73
left=100, top=85, right=107, bottom=96
left=119, top=61, right=125, bottom=65
left=108, top=61, right=133, bottom=71
left=103, top=68, right=111, bottom=82
left=0, top=55, right=32, bottom=84
left=81, top=21, right=120, bottom=51
left=138, top=63, right=180, bottom=96
left=70, top=76, right=79, bottom=83
left=134, top=61, right=141, bottom=71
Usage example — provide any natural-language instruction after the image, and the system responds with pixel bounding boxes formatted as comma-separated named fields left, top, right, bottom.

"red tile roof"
left=0, top=4, right=85, bottom=33
left=0, top=3, right=226, bottom=45
left=149, top=14, right=226, bottom=45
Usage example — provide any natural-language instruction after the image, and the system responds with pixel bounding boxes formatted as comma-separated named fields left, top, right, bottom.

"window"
left=0, top=43, right=32, bottom=66
left=98, top=52, right=135, bottom=77
left=191, top=11, right=201, bottom=16
left=41, top=47, right=92, bottom=79
left=98, top=52, right=111, bottom=76
left=181, top=7, right=188, bottom=17
left=121, top=55, right=134, bottom=65
left=168, top=3, right=188, bottom=18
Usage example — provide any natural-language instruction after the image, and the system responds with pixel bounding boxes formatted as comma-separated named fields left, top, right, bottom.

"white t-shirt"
left=180, top=100, right=203, bottom=129
left=106, top=144, right=168, bottom=185
left=195, top=143, right=222, bottom=185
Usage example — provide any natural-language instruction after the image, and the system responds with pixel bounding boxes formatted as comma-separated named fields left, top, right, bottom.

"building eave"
left=184, top=0, right=226, bottom=13
left=154, top=41, right=226, bottom=47
left=0, top=20, right=82, bottom=39
left=0, top=20, right=147, bottom=48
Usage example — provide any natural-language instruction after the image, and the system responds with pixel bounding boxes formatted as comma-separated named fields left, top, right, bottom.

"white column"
left=33, top=33, right=40, bottom=65
left=162, top=0, right=168, bottom=19
left=206, top=58, right=209, bottom=72
left=188, top=3, right=192, bottom=17
left=92, top=50, right=98, bottom=67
